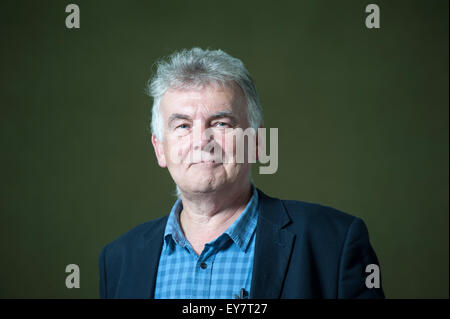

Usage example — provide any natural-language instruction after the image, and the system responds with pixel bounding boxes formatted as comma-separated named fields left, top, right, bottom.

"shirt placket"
left=191, top=243, right=217, bottom=299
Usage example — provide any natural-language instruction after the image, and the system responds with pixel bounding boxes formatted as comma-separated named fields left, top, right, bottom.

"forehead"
left=160, top=82, right=247, bottom=119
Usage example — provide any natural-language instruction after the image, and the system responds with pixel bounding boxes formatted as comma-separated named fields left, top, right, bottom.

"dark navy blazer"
left=99, top=189, right=385, bottom=298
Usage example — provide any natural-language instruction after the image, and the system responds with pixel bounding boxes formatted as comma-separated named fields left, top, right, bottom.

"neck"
left=178, top=182, right=253, bottom=253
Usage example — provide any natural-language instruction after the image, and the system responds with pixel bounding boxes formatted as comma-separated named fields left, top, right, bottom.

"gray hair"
left=146, top=47, right=264, bottom=141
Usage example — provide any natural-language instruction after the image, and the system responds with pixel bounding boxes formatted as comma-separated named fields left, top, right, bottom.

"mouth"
left=191, top=160, right=222, bottom=167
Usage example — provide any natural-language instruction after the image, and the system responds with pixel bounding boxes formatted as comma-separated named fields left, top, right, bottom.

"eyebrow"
left=168, top=113, right=191, bottom=127
left=167, top=110, right=238, bottom=126
left=208, top=110, right=237, bottom=123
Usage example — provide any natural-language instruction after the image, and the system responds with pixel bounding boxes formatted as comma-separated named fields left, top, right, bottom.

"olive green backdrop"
left=0, top=0, right=448, bottom=298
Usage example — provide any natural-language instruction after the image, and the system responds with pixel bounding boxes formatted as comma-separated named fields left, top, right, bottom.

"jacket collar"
left=249, top=189, right=296, bottom=298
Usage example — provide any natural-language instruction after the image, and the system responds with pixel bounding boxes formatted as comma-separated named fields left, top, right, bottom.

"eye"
left=176, top=123, right=190, bottom=129
left=214, top=121, right=229, bottom=128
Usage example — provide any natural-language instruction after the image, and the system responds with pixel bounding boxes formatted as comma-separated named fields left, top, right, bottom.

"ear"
left=151, top=134, right=167, bottom=168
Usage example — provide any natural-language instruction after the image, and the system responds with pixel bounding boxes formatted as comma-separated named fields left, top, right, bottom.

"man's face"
left=152, top=82, right=252, bottom=195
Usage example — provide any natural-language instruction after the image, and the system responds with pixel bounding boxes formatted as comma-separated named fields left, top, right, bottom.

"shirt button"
left=200, top=262, right=207, bottom=269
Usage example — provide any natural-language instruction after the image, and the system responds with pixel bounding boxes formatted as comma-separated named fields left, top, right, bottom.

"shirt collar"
left=164, top=198, right=186, bottom=249
left=163, top=185, right=259, bottom=253
left=223, top=186, right=259, bottom=252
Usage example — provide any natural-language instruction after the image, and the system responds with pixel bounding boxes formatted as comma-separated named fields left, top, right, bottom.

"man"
left=98, top=48, right=385, bottom=299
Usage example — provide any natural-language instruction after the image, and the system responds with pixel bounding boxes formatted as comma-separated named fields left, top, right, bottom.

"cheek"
left=164, top=137, right=191, bottom=164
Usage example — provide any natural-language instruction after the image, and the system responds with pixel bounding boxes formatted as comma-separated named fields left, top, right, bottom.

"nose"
left=192, top=120, right=213, bottom=150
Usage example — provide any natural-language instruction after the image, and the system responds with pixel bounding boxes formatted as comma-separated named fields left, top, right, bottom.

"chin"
left=182, top=178, right=225, bottom=194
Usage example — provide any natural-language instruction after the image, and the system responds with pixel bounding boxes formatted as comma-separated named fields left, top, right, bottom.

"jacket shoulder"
left=98, top=215, right=168, bottom=298
left=101, top=215, right=168, bottom=255
left=282, top=199, right=357, bottom=224
left=279, top=197, right=362, bottom=240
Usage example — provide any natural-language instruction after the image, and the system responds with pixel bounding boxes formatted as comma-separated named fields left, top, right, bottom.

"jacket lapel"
left=129, top=216, right=168, bottom=299
left=250, top=189, right=296, bottom=299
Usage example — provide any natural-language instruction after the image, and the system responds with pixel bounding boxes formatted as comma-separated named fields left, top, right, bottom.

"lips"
left=192, top=158, right=222, bottom=164
left=190, top=160, right=222, bottom=167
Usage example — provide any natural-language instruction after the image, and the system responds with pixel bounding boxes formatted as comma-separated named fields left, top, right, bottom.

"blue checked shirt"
left=154, top=186, right=259, bottom=299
